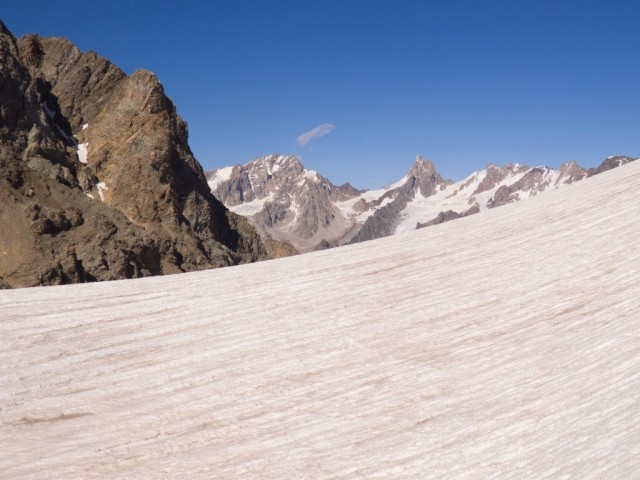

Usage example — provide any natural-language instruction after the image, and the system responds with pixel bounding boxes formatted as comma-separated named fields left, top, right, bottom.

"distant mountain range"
left=207, top=154, right=637, bottom=252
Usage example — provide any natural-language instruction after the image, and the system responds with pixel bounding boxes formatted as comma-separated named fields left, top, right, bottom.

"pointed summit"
left=406, top=156, right=447, bottom=197
left=0, top=19, right=13, bottom=36
left=412, top=154, right=436, bottom=168
left=409, top=155, right=439, bottom=176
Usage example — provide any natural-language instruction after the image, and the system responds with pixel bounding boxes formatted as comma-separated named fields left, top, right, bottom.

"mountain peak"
left=0, top=19, right=12, bottom=37
left=414, top=154, right=435, bottom=167
left=410, top=155, right=438, bottom=174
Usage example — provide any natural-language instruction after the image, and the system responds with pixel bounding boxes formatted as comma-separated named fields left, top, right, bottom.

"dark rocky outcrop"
left=0, top=21, right=275, bottom=288
left=587, top=156, right=637, bottom=177
left=417, top=204, right=480, bottom=229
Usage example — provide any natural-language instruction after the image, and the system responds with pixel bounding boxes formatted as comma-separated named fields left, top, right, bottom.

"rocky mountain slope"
left=208, top=153, right=635, bottom=252
left=0, top=21, right=279, bottom=288
left=208, top=154, right=361, bottom=252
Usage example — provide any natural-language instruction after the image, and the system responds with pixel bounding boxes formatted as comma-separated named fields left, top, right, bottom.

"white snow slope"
left=2, top=162, right=640, bottom=479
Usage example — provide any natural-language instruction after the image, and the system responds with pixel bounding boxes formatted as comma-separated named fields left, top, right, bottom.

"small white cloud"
left=297, top=123, right=335, bottom=146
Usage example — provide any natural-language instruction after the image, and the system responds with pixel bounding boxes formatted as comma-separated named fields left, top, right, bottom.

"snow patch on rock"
left=97, top=181, right=108, bottom=202
left=77, top=142, right=89, bottom=164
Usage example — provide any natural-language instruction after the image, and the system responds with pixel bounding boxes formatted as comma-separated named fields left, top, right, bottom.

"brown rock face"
left=0, top=21, right=271, bottom=288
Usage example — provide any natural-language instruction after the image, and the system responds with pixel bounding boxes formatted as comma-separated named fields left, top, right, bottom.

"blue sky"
left=4, top=1, right=639, bottom=188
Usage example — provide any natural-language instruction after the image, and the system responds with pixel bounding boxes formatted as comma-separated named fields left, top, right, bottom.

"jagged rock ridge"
left=208, top=154, right=636, bottom=251
left=0, top=21, right=279, bottom=288
left=208, top=154, right=362, bottom=252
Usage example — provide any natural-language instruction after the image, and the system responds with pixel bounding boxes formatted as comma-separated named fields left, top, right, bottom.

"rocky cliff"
left=0, top=21, right=279, bottom=288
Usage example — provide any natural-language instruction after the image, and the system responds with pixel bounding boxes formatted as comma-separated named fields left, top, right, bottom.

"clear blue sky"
left=4, top=0, right=639, bottom=188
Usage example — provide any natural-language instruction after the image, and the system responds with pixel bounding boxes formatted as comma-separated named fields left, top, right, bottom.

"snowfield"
left=2, top=161, right=640, bottom=478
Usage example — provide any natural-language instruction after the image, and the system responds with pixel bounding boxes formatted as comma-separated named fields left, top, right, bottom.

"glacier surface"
left=2, top=161, right=639, bottom=478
